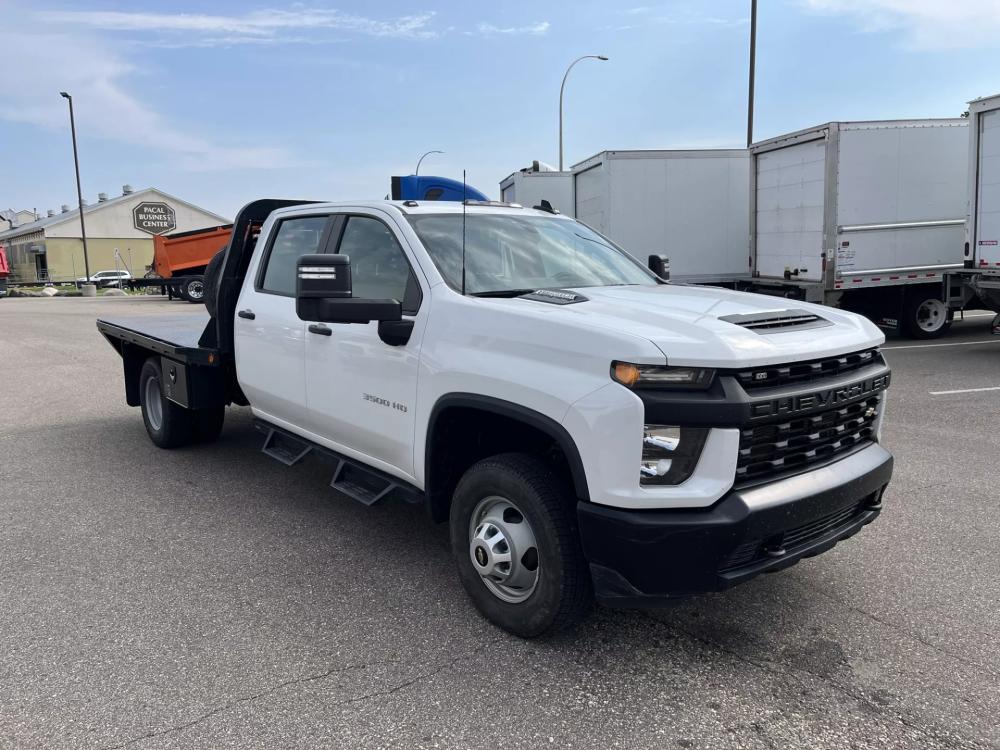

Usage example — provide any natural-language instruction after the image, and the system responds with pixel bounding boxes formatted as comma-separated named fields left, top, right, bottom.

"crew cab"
left=97, top=198, right=893, bottom=637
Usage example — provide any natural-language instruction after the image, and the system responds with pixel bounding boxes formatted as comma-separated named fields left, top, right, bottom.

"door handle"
left=308, top=323, right=332, bottom=336
left=238, top=309, right=255, bottom=320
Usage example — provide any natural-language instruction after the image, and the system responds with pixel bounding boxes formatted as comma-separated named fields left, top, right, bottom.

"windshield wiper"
left=469, top=288, right=538, bottom=298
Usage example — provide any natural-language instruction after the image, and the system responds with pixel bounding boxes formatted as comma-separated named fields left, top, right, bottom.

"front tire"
left=450, top=453, right=592, bottom=638
left=139, top=358, right=194, bottom=448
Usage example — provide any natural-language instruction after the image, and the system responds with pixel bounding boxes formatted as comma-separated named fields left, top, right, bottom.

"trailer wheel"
left=902, top=292, right=952, bottom=339
left=202, top=250, right=225, bottom=319
left=139, top=358, right=194, bottom=449
left=450, top=453, right=592, bottom=638
left=181, top=276, right=206, bottom=304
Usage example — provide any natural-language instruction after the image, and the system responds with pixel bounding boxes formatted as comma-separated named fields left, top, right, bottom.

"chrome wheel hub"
left=469, top=496, right=540, bottom=604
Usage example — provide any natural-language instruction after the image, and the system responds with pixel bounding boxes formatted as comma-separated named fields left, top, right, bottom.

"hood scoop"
left=718, top=308, right=833, bottom=334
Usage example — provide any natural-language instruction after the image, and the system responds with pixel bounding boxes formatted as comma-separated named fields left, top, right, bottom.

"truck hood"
left=539, top=284, right=885, bottom=367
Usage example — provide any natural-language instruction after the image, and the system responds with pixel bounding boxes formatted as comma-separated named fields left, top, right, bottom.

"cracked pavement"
left=1, top=297, right=998, bottom=749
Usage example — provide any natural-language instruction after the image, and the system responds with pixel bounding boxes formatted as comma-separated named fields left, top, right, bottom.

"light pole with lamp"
left=415, top=150, right=444, bottom=176
left=559, top=55, right=608, bottom=171
left=60, top=91, right=92, bottom=292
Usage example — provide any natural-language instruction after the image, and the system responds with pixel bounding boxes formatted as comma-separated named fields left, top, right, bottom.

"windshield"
left=406, top=213, right=657, bottom=296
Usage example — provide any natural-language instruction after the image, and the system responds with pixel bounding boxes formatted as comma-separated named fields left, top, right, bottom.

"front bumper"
left=577, top=443, right=892, bottom=605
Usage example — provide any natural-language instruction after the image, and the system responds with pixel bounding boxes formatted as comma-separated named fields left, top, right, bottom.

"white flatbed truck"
left=97, top=197, right=894, bottom=637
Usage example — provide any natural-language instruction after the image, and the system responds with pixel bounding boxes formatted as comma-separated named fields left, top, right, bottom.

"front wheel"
left=450, top=453, right=592, bottom=638
left=902, top=293, right=951, bottom=339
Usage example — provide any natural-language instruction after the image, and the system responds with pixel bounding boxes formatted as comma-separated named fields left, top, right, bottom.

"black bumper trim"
left=577, top=444, right=893, bottom=605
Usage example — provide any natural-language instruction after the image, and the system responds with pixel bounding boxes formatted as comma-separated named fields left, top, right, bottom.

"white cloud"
left=801, top=0, right=1000, bottom=49
left=475, top=21, right=550, bottom=36
left=0, top=27, right=292, bottom=172
left=35, top=8, right=441, bottom=44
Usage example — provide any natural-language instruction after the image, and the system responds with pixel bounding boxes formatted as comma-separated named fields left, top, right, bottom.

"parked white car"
left=76, top=270, right=133, bottom=288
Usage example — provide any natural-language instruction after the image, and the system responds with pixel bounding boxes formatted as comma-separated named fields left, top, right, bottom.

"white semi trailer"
left=748, top=119, right=970, bottom=339
left=499, top=162, right=575, bottom=217
left=571, top=149, right=751, bottom=283
left=963, top=94, right=1000, bottom=333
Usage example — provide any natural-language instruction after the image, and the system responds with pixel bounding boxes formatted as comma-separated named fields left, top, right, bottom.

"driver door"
left=303, top=212, right=426, bottom=480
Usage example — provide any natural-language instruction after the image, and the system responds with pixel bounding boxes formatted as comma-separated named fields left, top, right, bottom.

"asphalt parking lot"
left=1, top=296, right=997, bottom=750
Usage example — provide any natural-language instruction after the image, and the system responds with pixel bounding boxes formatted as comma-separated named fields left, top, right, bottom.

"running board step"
left=260, top=427, right=312, bottom=466
left=254, top=419, right=422, bottom=507
left=330, top=460, right=398, bottom=506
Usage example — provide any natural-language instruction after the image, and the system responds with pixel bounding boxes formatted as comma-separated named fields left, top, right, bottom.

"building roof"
left=0, top=188, right=229, bottom=242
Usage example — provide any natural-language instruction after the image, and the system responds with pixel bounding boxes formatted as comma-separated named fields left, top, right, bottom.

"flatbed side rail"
left=97, top=319, right=220, bottom=366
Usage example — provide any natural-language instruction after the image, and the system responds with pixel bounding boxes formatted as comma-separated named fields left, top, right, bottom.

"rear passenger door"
left=234, top=212, right=334, bottom=428
left=303, top=212, right=425, bottom=480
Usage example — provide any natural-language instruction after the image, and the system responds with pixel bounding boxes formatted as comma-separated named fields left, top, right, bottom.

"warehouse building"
left=0, top=186, right=229, bottom=283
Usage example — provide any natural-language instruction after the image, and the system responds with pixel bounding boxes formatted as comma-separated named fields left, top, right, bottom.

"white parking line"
left=883, top=339, right=1000, bottom=350
left=929, top=386, right=1000, bottom=395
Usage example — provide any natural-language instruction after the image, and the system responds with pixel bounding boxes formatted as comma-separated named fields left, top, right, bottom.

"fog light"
left=640, top=425, right=709, bottom=485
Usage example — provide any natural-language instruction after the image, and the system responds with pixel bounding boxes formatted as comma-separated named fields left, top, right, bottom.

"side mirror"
left=648, top=254, right=670, bottom=280
left=296, top=254, right=402, bottom=324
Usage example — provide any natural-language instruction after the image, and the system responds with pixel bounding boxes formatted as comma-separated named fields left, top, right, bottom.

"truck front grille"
left=734, top=349, right=881, bottom=390
left=736, top=395, right=880, bottom=483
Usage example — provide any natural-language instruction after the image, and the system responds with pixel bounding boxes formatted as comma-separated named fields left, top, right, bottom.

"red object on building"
left=0, top=245, right=11, bottom=277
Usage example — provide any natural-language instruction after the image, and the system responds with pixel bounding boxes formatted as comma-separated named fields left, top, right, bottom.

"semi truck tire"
left=139, top=358, right=194, bottom=449
left=902, top=290, right=952, bottom=339
left=202, top=250, right=225, bottom=319
left=181, top=276, right=206, bottom=304
left=450, top=453, right=592, bottom=638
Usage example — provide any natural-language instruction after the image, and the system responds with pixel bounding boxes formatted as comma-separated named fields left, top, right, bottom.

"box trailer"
left=499, top=162, right=574, bottom=216
left=749, top=119, right=969, bottom=338
left=571, top=150, right=750, bottom=282
left=962, top=94, right=1000, bottom=332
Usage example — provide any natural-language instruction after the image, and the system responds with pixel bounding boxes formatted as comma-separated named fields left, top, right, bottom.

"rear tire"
left=181, top=275, right=206, bottom=304
left=139, top=358, right=194, bottom=449
left=449, top=453, right=593, bottom=638
left=902, top=291, right=952, bottom=339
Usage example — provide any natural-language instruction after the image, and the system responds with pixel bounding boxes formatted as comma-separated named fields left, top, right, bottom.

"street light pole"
left=60, top=91, right=91, bottom=284
left=559, top=54, right=609, bottom=171
left=415, top=150, right=444, bottom=176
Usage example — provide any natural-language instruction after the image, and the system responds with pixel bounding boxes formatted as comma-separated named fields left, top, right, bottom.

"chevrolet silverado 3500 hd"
left=98, top=198, right=893, bottom=637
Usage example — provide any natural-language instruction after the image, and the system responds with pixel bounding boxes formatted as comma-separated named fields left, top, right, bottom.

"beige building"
left=0, top=186, right=229, bottom=283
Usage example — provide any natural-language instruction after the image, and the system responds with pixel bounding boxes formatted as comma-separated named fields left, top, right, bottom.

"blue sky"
left=2, top=0, right=1000, bottom=219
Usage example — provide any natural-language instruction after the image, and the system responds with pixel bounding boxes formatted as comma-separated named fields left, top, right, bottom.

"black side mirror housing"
left=648, top=254, right=670, bottom=281
left=296, top=254, right=402, bottom=324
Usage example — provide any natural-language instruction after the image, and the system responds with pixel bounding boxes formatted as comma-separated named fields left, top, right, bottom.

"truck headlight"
left=640, top=425, right=709, bottom=485
left=612, top=362, right=715, bottom=389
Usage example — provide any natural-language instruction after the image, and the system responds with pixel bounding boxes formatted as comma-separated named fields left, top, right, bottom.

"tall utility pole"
left=559, top=55, right=609, bottom=171
left=60, top=92, right=91, bottom=284
left=746, top=0, right=758, bottom=148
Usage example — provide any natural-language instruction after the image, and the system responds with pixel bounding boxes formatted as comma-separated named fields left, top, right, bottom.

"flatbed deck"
left=97, top=314, right=219, bottom=366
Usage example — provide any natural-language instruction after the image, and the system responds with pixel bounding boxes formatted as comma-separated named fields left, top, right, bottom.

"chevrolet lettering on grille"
left=749, top=372, right=891, bottom=420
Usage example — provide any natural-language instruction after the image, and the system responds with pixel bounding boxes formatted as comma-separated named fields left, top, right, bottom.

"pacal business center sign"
left=133, top=202, right=176, bottom=235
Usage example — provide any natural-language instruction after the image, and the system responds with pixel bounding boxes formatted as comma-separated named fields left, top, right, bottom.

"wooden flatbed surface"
left=97, top=314, right=218, bottom=365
